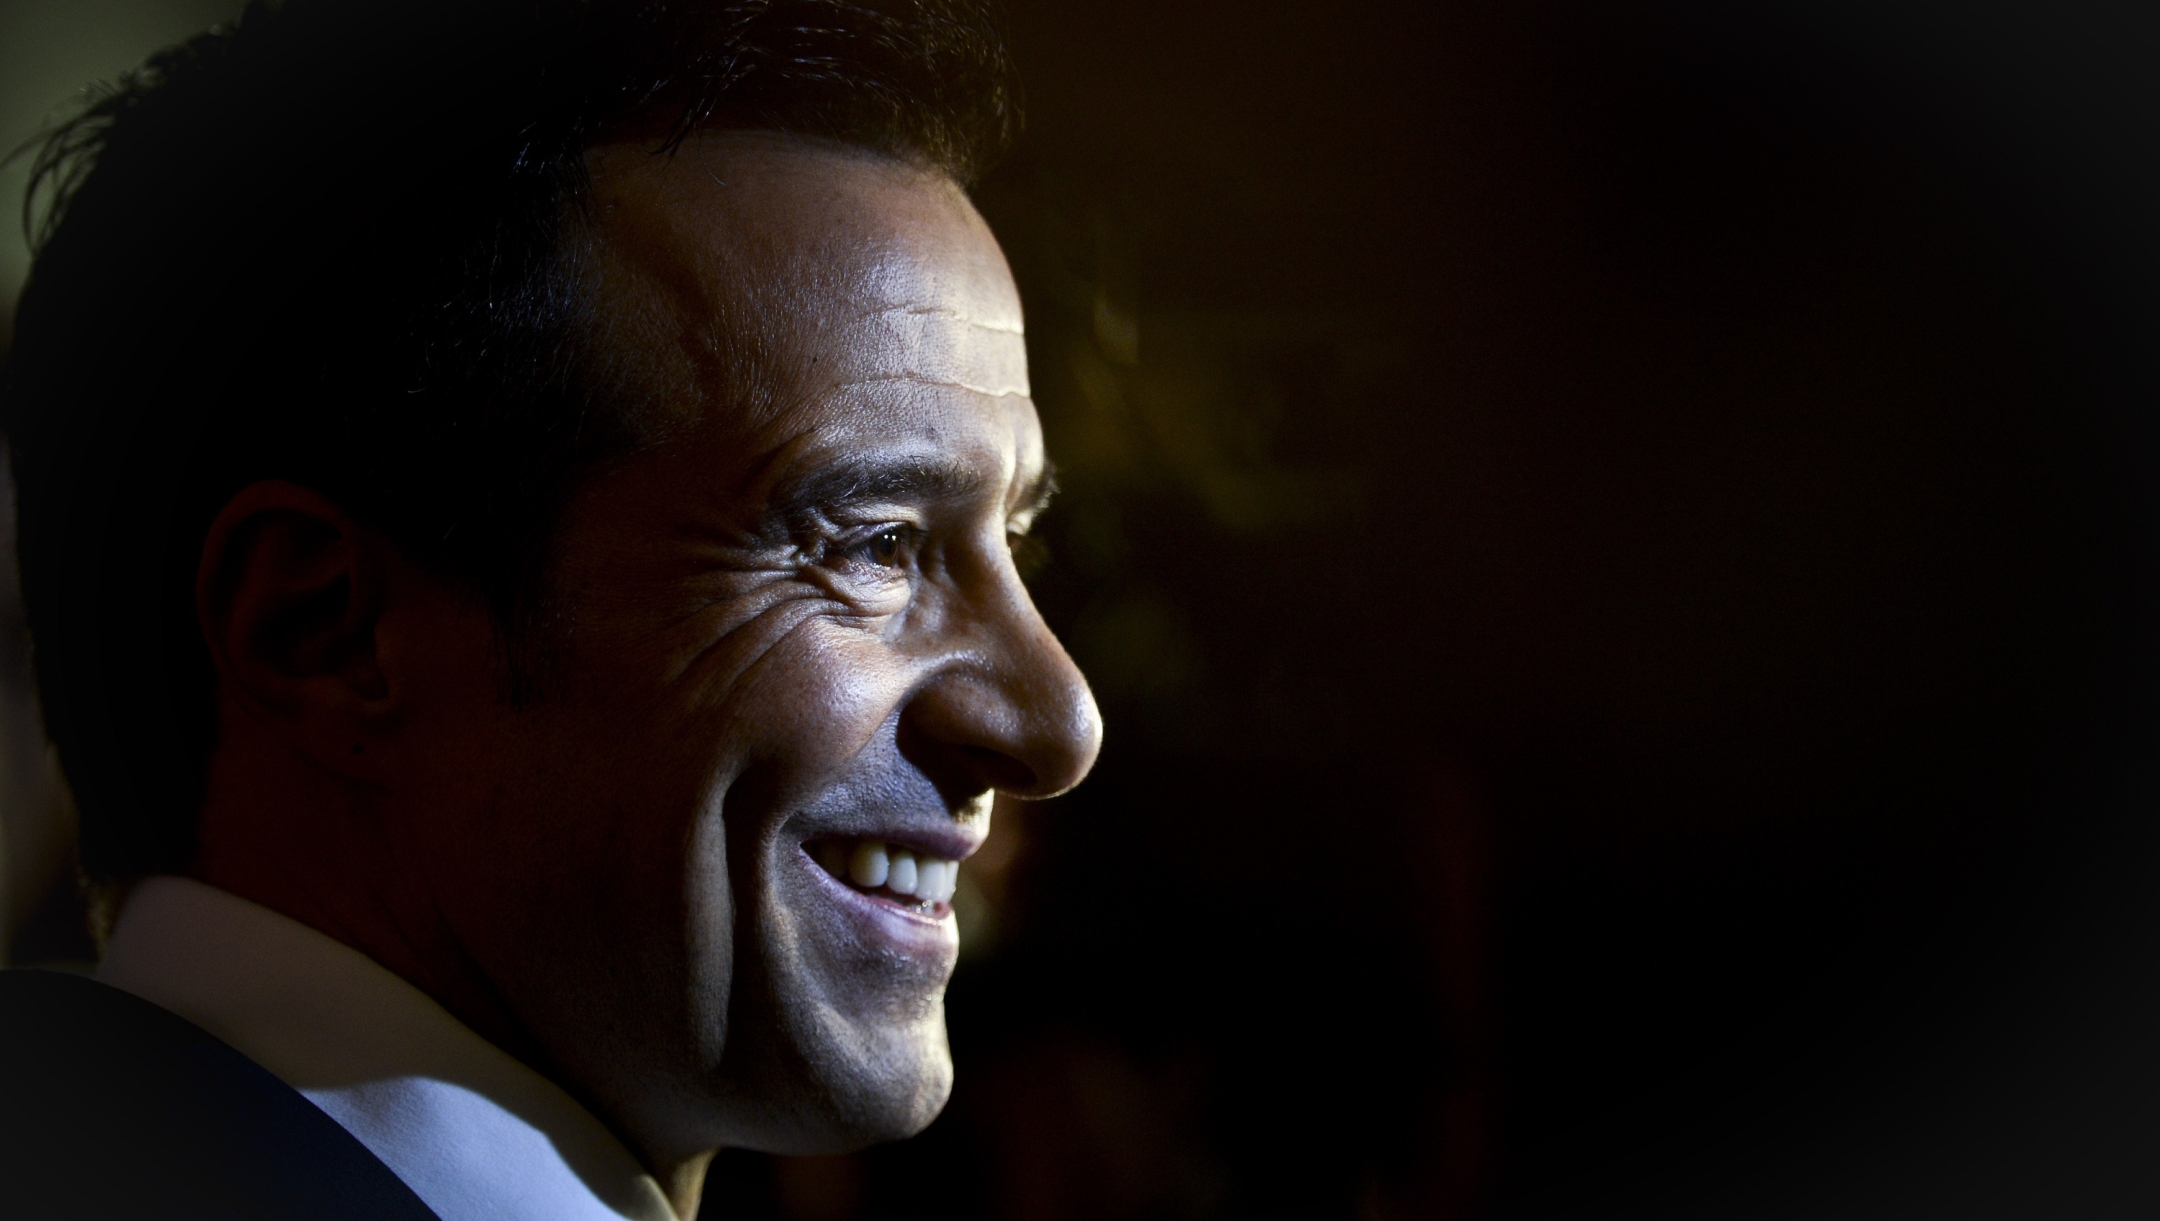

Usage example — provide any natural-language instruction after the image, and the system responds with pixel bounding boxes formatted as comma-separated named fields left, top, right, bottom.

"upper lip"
left=794, top=815, right=986, bottom=864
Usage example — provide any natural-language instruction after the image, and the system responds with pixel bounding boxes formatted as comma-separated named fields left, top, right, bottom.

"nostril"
left=958, top=745, right=1037, bottom=796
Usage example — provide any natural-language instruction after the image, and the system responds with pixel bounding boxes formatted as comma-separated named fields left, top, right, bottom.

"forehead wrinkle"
left=823, top=302, right=1032, bottom=399
left=589, top=138, right=1033, bottom=453
left=859, top=304, right=1025, bottom=336
left=834, top=372, right=1032, bottom=398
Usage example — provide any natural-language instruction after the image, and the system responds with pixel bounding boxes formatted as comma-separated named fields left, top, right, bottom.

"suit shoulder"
left=0, top=968, right=439, bottom=1221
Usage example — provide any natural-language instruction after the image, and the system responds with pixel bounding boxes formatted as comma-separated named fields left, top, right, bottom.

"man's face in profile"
left=385, top=136, right=1100, bottom=1159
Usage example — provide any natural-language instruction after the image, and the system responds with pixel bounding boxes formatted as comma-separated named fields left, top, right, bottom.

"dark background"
left=9, top=1, right=2160, bottom=1217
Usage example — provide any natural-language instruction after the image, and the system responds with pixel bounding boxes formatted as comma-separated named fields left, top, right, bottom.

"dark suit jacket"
left=0, top=968, right=439, bottom=1219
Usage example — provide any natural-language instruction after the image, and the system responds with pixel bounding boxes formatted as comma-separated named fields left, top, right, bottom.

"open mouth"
left=809, top=837, right=960, bottom=911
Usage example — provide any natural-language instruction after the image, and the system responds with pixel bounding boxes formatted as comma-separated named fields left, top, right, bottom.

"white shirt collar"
left=96, top=875, right=680, bottom=1221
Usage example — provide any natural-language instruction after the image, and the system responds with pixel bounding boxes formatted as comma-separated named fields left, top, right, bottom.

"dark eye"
left=854, top=526, right=908, bottom=569
left=1010, top=530, right=1050, bottom=581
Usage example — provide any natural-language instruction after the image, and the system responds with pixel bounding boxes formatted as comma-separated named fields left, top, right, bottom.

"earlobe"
left=197, top=481, right=396, bottom=771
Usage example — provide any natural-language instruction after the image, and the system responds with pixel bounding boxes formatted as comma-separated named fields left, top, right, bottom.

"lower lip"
left=799, top=846, right=956, bottom=955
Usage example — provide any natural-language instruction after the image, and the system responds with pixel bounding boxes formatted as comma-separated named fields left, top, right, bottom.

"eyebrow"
left=765, top=452, right=1056, bottom=527
left=1017, top=459, right=1059, bottom=520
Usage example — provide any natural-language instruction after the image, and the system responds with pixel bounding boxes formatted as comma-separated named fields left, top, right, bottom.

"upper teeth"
left=825, top=838, right=958, bottom=905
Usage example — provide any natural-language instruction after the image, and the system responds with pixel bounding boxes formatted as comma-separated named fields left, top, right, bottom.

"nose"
left=900, top=575, right=1102, bottom=801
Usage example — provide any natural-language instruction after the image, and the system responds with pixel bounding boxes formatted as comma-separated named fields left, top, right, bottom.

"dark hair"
left=2, top=0, right=1020, bottom=888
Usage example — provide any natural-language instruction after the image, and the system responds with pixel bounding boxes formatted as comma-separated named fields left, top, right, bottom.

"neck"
left=191, top=771, right=544, bottom=1073
left=190, top=706, right=719, bottom=1214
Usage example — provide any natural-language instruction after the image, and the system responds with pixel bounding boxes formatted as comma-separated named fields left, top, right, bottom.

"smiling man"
left=0, top=2, right=1098, bottom=1218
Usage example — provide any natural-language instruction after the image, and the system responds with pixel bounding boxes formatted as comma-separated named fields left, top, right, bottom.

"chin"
left=818, top=1033, right=955, bottom=1150
left=720, top=1012, right=956, bottom=1155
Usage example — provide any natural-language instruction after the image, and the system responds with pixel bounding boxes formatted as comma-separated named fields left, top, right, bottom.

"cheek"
left=698, top=622, right=918, bottom=798
left=573, top=574, right=913, bottom=766
left=456, top=604, right=920, bottom=945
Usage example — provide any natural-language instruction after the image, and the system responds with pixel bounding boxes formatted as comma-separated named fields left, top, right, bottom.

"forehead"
left=583, top=134, right=1032, bottom=461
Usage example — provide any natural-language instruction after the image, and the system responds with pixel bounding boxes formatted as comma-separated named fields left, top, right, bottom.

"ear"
left=197, top=480, right=397, bottom=774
